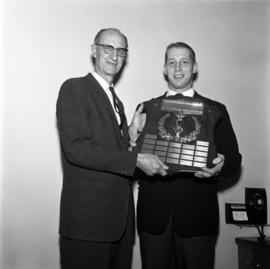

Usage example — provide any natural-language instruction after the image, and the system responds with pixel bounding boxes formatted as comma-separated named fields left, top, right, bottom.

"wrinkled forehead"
left=98, top=30, right=127, bottom=48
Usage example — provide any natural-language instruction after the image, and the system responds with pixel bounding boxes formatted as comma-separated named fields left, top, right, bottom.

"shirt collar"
left=166, top=88, right=195, bottom=97
left=92, top=72, right=111, bottom=91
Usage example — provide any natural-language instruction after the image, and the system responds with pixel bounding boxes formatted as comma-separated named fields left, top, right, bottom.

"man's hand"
left=137, top=153, right=169, bottom=176
left=194, top=153, right=225, bottom=178
left=129, top=104, right=146, bottom=147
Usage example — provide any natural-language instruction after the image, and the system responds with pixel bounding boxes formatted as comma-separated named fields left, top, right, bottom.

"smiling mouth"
left=174, top=74, right=184, bottom=79
left=107, top=62, right=117, bottom=66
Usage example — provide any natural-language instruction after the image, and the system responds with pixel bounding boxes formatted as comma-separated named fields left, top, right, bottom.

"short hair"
left=94, top=28, right=128, bottom=48
left=165, top=42, right=196, bottom=63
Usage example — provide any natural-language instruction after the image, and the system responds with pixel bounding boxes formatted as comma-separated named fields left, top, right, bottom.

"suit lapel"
left=86, top=74, right=127, bottom=144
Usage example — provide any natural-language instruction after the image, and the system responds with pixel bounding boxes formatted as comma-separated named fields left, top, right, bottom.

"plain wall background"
left=1, top=0, right=270, bottom=268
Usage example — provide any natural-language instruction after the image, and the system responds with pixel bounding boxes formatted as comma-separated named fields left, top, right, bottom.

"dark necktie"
left=109, top=86, right=125, bottom=129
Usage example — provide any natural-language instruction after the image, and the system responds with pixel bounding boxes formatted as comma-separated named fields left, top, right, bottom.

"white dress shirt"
left=92, top=72, right=121, bottom=124
left=166, top=88, right=195, bottom=98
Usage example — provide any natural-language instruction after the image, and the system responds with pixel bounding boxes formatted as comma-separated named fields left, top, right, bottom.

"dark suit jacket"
left=56, top=73, right=137, bottom=242
left=136, top=92, right=242, bottom=237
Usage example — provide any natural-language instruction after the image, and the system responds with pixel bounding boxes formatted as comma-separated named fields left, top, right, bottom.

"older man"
left=56, top=28, right=167, bottom=269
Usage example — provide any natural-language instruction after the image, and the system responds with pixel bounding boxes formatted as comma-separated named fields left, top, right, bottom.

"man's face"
left=92, top=30, right=127, bottom=84
left=164, top=47, right=197, bottom=92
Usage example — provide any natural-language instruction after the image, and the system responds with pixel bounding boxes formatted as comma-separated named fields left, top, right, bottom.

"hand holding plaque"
left=129, top=103, right=146, bottom=147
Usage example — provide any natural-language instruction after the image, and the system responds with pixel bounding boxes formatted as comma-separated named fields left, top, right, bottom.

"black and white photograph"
left=0, top=0, right=269, bottom=268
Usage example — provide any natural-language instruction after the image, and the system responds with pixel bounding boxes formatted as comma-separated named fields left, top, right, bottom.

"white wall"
left=1, top=0, right=270, bottom=268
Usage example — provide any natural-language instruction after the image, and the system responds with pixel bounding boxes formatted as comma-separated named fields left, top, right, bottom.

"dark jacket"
left=136, top=92, right=242, bottom=237
left=56, top=73, right=137, bottom=242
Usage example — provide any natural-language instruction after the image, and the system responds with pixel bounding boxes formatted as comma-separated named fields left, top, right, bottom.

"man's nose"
left=176, top=62, right=182, bottom=71
left=111, top=49, right=118, bottom=60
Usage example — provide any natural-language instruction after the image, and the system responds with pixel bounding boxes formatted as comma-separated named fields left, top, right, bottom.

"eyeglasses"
left=95, top=43, right=128, bottom=57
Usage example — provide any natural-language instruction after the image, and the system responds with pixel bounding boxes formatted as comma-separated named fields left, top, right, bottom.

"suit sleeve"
left=215, top=104, right=242, bottom=177
left=56, top=79, right=138, bottom=176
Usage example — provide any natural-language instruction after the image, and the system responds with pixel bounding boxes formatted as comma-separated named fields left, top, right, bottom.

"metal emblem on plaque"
left=137, top=96, right=221, bottom=174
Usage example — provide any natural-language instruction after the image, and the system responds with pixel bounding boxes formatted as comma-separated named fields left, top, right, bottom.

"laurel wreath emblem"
left=158, top=112, right=201, bottom=143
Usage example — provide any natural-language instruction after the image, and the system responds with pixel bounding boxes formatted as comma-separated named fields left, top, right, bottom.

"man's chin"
left=171, top=84, right=186, bottom=90
left=104, top=68, right=118, bottom=77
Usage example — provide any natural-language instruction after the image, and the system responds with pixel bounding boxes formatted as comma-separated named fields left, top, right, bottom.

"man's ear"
left=163, top=64, right=168, bottom=76
left=193, top=62, right=198, bottom=74
left=91, top=44, right=96, bottom=58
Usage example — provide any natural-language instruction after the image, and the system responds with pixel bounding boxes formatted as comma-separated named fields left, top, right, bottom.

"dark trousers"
left=60, top=195, right=134, bottom=269
left=139, top=217, right=217, bottom=269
